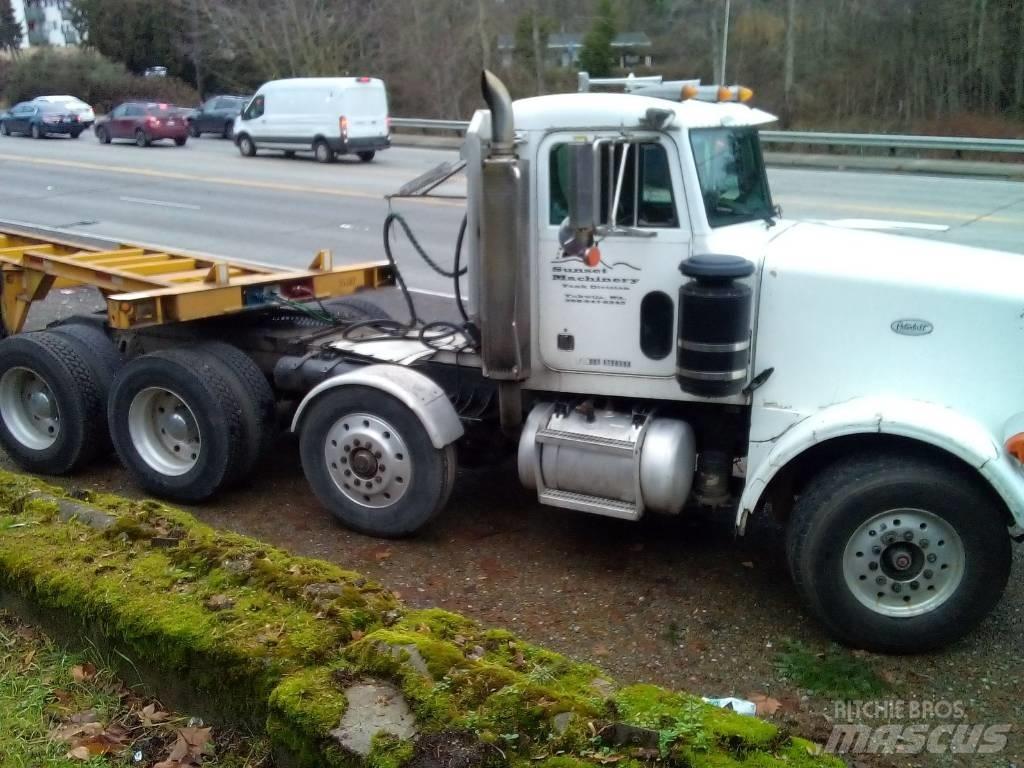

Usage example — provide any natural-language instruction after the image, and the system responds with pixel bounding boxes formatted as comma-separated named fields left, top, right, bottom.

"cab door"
left=536, top=133, right=692, bottom=377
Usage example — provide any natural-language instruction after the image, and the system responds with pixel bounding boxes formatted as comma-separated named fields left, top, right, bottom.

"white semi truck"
left=0, top=71, right=1020, bottom=654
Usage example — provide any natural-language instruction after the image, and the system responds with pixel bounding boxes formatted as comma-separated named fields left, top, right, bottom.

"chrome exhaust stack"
left=477, top=70, right=530, bottom=430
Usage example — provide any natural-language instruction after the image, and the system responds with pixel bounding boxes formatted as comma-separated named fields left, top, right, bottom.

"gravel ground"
left=3, top=288, right=1022, bottom=768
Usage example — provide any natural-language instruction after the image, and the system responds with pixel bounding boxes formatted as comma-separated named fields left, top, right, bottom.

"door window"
left=111, top=104, right=128, bottom=118
left=549, top=141, right=679, bottom=228
left=125, top=104, right=144, bottom=117
left=243, top=95, right=265, bottom=120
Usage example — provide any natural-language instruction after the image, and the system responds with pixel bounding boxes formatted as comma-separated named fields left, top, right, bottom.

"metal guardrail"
left=391, top=118, right=1024, bottom=156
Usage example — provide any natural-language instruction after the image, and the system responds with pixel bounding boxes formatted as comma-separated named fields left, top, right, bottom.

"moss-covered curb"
left=0, top=471, right=841, bottom=768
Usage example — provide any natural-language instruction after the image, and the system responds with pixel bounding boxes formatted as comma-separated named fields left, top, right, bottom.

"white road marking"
left=118, top=196, right=201, bottom=210
left=408, top=287, right=456, bottom=299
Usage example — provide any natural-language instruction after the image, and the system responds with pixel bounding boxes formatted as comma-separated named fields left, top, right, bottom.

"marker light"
left=681, top=84, right=699, bottom=100
left=1006, top=433, right=1024, bottom=463
left=737, top=86, right=754, bottom=102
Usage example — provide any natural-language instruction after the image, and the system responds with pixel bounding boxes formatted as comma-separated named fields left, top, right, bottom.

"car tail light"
left=357, top=76, right=371, bottom=83
left=340, top=115, right=348, bottom=138
left=386, top=116, right=392, bottom=132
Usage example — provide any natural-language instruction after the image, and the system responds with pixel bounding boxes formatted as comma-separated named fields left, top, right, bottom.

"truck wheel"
left=299, top=386, right=456, bottom=537
left=193, top=341, right=276, bottom=485
left=787, top=453, right=1012, bottom=653
left=108, top=348, right=246, bottom=502
left=329, top=297, right=394, bottom=323
left=48, top=321, right=123, bottom=452
left=0, top=331, right=108, bottom=473
left=313, top=139, right=335, bottom=164
left=357, top=151, right=376, bottom=162
left=237, top=134, right=256, bottom=157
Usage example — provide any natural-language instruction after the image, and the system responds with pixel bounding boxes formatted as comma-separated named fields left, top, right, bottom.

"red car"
left=94, top=102, right=189, bottom=147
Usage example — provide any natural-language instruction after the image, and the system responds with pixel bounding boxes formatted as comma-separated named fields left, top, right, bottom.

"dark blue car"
left=0, top=101, right=86, bottom=139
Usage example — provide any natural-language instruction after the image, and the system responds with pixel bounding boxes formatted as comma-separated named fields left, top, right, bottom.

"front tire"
left=70, top=130, right=82, bottom=139
left=237, top=134, right=256, bottom=157
left=135, top=129, right=150, bottom=148
left=189, top=122, right=200, bottom=137
left=222, top=121, right=233, bottom=139
left=96, top=126, right=111, bottom=144
left=299, top=386, right=456, bottom=537
left=0, top=122, right=9, bottom=136
left=174, top=136, right=187, bottom=147
left=787, top=453, right=1012, bottom=653
left=31, top=124, right=44, bottom=139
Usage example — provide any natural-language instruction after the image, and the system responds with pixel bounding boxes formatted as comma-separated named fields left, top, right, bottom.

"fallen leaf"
left=66, top=746, right=91, bottom=761
left=741, top=561, right=755, bottom=569
left=69, top=710, right=100, bottom=725
left=141, top=702, right=171, bottom=726
left=154, top=726, right=214, bottom=768
left=350, top=629, right=365, bottom=642
left=72, top=663, right=97, bottom=683
left=373, top=547, right=393, bottom=562
left=592, top=644, right=610, bottom=657
left=748, top=692, right=783, bottom=716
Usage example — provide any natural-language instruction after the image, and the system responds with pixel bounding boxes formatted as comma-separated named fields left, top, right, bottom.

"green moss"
left=0, top=471, right=839, bottom=768
left=776, top=641, right=888, bottom=700
left=367, top=733, right=414, bottom=768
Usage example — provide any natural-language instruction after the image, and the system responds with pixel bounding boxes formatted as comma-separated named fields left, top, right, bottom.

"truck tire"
left=313, top=139, right=335, bottom=164
left=787, top=453, right=1012, bottom=653
left=0, top=331, right=108, bottom=473
left=299, top=386, right=456, bottom=537
left=357, top=151, right=376, bottom=162
left=48, top=321, right=123, bottom=452
left=193, top=341, right=276, bottom=485
left=237, top=134, right=256, bottom=157
left=108, top=348, right=246, bottom=502
left=329, top=297, right=394, bottom=323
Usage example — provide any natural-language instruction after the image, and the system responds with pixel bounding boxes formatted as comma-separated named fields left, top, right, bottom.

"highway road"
left=1, top=133, right=1022, bottom=298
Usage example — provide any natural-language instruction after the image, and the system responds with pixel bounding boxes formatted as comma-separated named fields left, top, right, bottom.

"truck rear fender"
left=738, top=397, right=1024, bottom=532
left=290, top=364, right=464, bottom=449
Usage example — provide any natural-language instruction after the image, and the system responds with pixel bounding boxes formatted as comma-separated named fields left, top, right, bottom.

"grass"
left=776, top=640, right=890, bottom=700
left=0, top=611, right=270, bottom=768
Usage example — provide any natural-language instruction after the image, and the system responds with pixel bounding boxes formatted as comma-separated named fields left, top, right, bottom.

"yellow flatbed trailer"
left=0, top=225, right=393, bottom=335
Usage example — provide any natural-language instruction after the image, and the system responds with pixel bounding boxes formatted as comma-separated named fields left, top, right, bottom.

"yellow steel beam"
left=1, top=268, right=56, bottom=335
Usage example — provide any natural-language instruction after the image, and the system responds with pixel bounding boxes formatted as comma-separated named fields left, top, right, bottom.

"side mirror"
left=566, top=142, right=595, bottom=231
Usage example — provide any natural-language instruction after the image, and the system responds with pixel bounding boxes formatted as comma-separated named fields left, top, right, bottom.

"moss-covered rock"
left=0, top=471, right=842, bottom=768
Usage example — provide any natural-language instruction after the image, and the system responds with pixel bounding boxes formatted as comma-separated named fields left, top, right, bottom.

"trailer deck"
left=0, top=225, right=394, bottom=335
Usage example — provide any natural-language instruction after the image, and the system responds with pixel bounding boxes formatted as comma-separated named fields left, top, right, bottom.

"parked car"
left=32, top=95, right=95, bottom=126
left=188, top=95, right=249, bottom=138
left=233, top=77, right=390, bottom=163
left=0, top=101, right=87, bottom=139
left=94, top=102, right=189, bottom=147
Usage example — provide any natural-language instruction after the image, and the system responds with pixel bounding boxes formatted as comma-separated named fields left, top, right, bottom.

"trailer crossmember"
left=0, top=226, right=394, bottom=334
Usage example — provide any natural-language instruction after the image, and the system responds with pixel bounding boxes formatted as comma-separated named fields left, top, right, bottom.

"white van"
left=234, top=77, right=391, bottom=163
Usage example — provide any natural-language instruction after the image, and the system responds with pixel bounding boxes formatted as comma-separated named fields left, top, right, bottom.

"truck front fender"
left=290, top=364, right=464, bottom=449
left=738, top=397, right=1024, bottom=531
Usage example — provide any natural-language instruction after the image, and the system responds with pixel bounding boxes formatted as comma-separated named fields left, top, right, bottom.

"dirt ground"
left=4, top=288, right=1022, bottom=767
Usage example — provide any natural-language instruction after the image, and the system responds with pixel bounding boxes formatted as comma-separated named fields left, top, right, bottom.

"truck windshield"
left=690, top=127, right=773, bottom=227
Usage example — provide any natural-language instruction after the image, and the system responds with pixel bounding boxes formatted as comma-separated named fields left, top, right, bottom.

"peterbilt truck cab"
left=300, top=71, right=1024, bottom=653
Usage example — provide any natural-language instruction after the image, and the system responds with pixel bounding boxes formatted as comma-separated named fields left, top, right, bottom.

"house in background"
left=497, top=32, right=653, bottom=69
left=10, top=0, right=78, bottom=48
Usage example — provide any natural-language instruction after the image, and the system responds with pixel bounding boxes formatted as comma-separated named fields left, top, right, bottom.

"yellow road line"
left=779, top=197, right=1022, bottom=224
left=0, top=153, right=464, bottom=208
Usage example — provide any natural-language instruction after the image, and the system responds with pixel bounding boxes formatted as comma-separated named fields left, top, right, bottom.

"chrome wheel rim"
left=0, top=367, right=60, bottom=450
left=316, top=143, right=330, bottom=162
left=324, top=413, right=411, bottom=508
left=843, top=508, right=965, bottom=618
left=128, top=387, right=201, bottom=476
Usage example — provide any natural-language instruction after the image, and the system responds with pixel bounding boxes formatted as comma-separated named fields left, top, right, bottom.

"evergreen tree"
left=578, top=0, right=618, bottom=77
left=0, top=0, right=23, bottom=54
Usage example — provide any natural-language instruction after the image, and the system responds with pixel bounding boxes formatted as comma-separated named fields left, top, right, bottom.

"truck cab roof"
left=511, top=92, right=777, bottom=132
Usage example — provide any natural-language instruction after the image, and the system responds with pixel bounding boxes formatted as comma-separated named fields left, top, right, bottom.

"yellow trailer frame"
left=0, top=227, right=394, bottom=335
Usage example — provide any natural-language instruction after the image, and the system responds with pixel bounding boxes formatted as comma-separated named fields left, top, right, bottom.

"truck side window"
left=244, top=95, right=265, bottom=120
left=548, top=141, right=678, bottom=228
